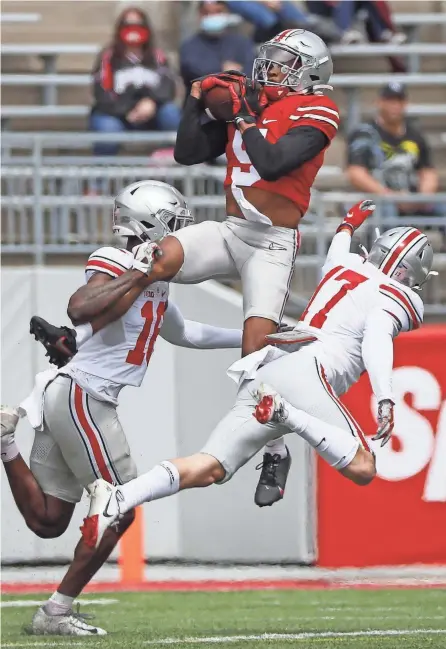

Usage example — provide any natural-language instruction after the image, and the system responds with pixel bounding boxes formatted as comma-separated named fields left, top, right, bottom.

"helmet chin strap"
left=359, top=227, right=380, bottom=261
left=311, top=84, right=333, bottom=93
left=413, top=270, right=439, bottom=292
left=358, top=244, right=369, bottom=260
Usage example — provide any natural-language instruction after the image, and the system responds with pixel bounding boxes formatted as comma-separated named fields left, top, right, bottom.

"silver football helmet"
left=113, top=180, right=194, bottom=242
left=253, top=29, right=333, bottom=94
left=368, top=226, right=434, bottom=289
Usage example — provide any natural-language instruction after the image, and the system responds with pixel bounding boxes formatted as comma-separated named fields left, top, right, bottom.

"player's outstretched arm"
left=324, top=199, right=375, bottom=270
left=362, top=309, right=397, bottom=404
left=174, top=81, right=227, bottom=165
left=160, top=301, right=242, bottom=349
left=362, top=309, right=397, bottom=447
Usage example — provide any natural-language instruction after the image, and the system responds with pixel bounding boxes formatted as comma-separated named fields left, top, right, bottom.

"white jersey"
left=64, top=247, right=168, bottom=403
left=296, top=231, right=424, bottom=398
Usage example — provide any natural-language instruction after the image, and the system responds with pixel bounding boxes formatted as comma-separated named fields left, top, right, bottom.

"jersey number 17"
left=302, top=267, right=368, bottom=329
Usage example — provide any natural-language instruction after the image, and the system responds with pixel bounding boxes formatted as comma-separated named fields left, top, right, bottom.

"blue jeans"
left=226, top=0, right=310, bottom=29
left=306, top=1, right=389, bottom=39
left=90, top=102, right=181, bottom=156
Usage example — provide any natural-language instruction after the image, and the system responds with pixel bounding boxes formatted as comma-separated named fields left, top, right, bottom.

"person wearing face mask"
left=180, top=0, right=255, bottom=94
left=90, top=7, right=181, bottom=155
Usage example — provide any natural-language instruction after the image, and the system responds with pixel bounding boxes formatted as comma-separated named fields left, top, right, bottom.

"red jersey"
left=224, top=93, right=340, bottom=216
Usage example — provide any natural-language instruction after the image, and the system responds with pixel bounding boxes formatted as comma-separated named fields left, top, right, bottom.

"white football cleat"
left=81, top=479, right=123, bottom=549
left=30, top=605, right=107, bottom=636
left=253, top=384, right=288, bottom=425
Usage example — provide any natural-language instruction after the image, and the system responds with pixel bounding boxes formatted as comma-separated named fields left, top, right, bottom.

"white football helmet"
left=368, top=226, right=435, bottom=289
left=113, top=180, right=194, bottom=242
left=253, top=29, right=333, bottom=94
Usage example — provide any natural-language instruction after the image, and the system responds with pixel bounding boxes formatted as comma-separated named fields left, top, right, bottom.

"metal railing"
left=2, top=133, right=445, bottom=316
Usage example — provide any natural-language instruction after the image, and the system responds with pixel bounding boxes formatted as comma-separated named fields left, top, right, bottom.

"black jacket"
left=91, top=47, right=177, bottom=119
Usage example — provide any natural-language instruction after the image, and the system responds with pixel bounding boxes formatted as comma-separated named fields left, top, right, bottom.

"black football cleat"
left=30, top=316, right=77, bottom=368
left=254, top=448, right=292, bottom=507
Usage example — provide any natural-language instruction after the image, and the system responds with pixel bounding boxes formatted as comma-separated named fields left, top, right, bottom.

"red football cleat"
left=254, top=395, right=276, bottom=424
left=80, top=515, right=98, bottom=549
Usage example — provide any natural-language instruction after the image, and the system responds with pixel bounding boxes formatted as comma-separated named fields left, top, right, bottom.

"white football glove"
left=266, top=327, right=318, bottom=346
left=131, top=242, right=162, bottom=276
left=372, top=399, right=395, bottom=447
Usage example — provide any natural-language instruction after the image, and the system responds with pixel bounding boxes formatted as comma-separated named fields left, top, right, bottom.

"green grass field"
left=2, top=589, right=446, bottom=648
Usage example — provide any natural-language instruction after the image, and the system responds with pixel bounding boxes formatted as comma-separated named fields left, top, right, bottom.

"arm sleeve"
left=91, top=52, right=138, bottom=118
left=174, top=96, right=228, bottom=165
left=159, top=301, right=242, bottom=349
left=241, top=125, right=328, bottom=182
left=322, top=230, right=353, bottom=273
left=362, top=309, right=397, bottom=403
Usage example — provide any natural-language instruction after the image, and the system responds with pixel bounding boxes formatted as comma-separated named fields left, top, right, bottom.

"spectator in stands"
left=90, top=7, right=180, bottom=155
left=180, top=1, right=255, bottom=94
left=226, top=0, right=341, bottom=44
left=346, top=82, right=441, bottom=219
left=306, top=0, right=406, bottom=70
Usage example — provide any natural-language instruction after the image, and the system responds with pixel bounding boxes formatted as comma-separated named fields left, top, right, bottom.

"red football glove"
left=201, top=72, right=266, bottom=124
left=336, top=199, right=376, bottom=234
left=200, top=71, right=245, bottom=92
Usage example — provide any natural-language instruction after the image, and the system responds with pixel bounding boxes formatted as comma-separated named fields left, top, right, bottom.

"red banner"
left=317, top=325, right=446, bottom=567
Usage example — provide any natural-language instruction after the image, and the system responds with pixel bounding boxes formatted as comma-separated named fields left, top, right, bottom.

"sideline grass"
left=2, top=588, right=445, bottom=648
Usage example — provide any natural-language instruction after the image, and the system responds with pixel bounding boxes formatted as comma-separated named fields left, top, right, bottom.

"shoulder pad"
left=379, top=282, right=424, bottom=332
left=86, top=247, right=132, bottom=279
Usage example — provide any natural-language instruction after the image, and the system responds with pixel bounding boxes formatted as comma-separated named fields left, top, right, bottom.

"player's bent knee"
left=203, top=462, right=225, bottom=486
left=242, top=317, right=277, bottom=356
left=156, top=236, right=185, bottom=280
left=28, top=517, right=70, bottom=539
left=350, top=452, right=376, bottom=486
left=177, top=453, right=225, bottom=488
left=340, top=448, right=376, bottom=486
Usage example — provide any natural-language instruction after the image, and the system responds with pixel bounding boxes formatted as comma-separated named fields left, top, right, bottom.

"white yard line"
left=1, top=598, right=119, bottom=608
left=270, top=615, right=446, bottom=622
left=142, top=629, right=446, bottom=644
left=3, top=628, right=446, bottom=647
left=320, top=605, right=443, bottom=612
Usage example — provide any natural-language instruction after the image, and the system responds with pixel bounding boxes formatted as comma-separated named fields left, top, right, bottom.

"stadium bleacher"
left=1, top=0, right=445, bottom=318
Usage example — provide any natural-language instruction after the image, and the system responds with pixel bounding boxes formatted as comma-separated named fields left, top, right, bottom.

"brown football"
left=202, top=81, right=241, bottom=122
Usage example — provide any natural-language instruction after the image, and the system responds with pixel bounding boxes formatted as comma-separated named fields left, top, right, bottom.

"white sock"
left=283, top=403, right=359, bottom=470
left=43, top=591, right=74, bottom=616
left=265, top=437, right=288, bottom=458
left=75, top=323, right=93, bottom=348
left=119, top=461, right=180, bottom=514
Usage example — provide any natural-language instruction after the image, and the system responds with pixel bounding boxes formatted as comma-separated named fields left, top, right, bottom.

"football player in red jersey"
left=123, top=29, right=339, bottom=507
left=87, top=30, right=339, bottom=507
